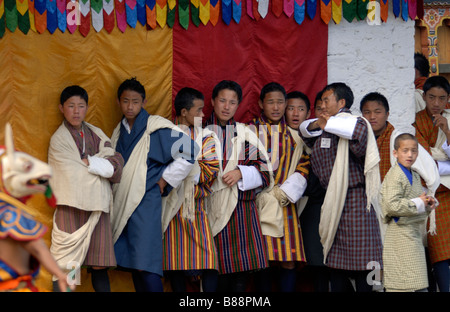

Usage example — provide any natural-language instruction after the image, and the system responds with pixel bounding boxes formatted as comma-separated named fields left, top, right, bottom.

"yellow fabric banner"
left=0, top=24, right=173, bottom=291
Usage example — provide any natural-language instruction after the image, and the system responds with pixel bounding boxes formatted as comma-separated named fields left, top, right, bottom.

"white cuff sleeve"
left=299, top=119, right=322, bottom=138
left=162, top=158, right=194, bottom=189
left=437, top=160, right=450, bottom=176
left=442, top=141, right=450, bottom=159
left=323, top=115, right=357, bottom=140
left=237, top=165, right=263, bottom=191
left=279, top=172, right=307, bottom=203
left=411, top=197, right=426, bottom=214
left=87, top=155, right=114, bottom=178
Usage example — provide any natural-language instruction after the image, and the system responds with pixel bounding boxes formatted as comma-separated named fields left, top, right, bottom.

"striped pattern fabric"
left=414, top=109, right=450, bottom=264
left=376, top=122, right=395, bottom=182
left=207, top=113, right=271, bottom=274
left=250, top=115, right=309, bottom=262
left=54, top=205, right=116, bottom=267
left=302, top=109, right=383, bottom=270
left=163, top=127, right=220, bottom=271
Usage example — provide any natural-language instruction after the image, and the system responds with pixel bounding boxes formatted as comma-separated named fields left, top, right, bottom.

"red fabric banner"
left=172, top=5, right=328, bottom=123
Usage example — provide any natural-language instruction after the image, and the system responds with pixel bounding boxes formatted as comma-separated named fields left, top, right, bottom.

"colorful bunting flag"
left=191, top=0, right=200, bottom=26
left=392, top=0, right=399, bottom=17
left=167, top=0, right=175, bottom=27
left=5, top=0, right=18, bottom=32
left=320, top=0, right=331, bottom=24
left=0, top=0, right=419, bottom=36
left=156, top=0, right=166, bottom=27
left=379, top=0, right=387, bottom=21
left=331, top=0, right=341, bottom=24
left=34, top=0, right=46, bottom=33
left=252, top=0, right=260, bottom=19
left=272, top=0, right=282, bottom=17
left=221, top=0, right=230, bottom=24
left=343, top=0, right=355, bottom=22
left=103, top=0, right=114, bottom=32
left=293, top=0, right=304, bottom=24
left=210, top=0, right=219, bottom=25
left=199, top=0, right=209, bottom=25
left=46, top=0, right=57, bottom=33
left=284, top=0, right=293, bottom=17
left=257, top=0, right=268, bottom=18
left=136, top=0, right=145, bottom=25
left=232, top=0, right=240, bottom=23
left=246, top=0, right=252, bottom=18
left=178, top=0, right=188, bottom=29
left=66, top=0, right=78, bottom=33
left=146, top=0, right=156, bottom=28
left=28, top=0, right=36, bottom=31
left=79, top=0, right=90, bottom=36
left=17, top=0, right=30, bottom=34
left=56, top=0, right=66, bottom=32
left=401, top=0, right=407, bottom=20
left=306, top=0, right=316, bottom=20
left=408, top=0, right=415, bottom=19
left=91, top=0, right=103, bottom=32
left=125, top=0, right=137, bottom=28
left=356, top=0, right=367, bottom=20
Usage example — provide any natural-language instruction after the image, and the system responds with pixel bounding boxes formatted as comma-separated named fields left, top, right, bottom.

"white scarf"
left=319, top=113, right=381, bottom=264
left=110, top=115, right=186, bottom=243
left=48, top=121, right=115, bottom=276
left=288, top=126, right=311, bottom=217
left=206, top=122, right=275, bottom=236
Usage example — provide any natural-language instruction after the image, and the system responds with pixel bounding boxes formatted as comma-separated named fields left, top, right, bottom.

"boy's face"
left=424, top=86, right=450, bottom=118
left=59, top=95, right=88, bottom=130
left=118, top=90, right=146, bottom=123
left=211, top=89, right=239, bottom=125
left=259, top=91, right=286, bottom=123
left=321, top=89, right=345, bottom=117
left=393, top=139, right=419, bottom=169
left=285, top=98, right=310, bottom=129
left=314, top=100, right=323, bottom=117
left=183, top=98, right=204, bottom=127
left=361, top=100, right=389, bottom=137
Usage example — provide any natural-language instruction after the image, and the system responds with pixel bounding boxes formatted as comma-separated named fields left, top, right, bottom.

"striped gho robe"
left=414, top=109, right=450, bottom=264
left=300, top=108, right=383, bottom=271
left=249, top=115, right=309, bottom=262
left=205, top=113, right=271, bottom=274
left=163, top=125, right=220, bottom=272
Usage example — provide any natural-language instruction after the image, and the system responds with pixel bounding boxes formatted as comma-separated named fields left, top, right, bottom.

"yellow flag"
left=199, top=0, right=210, bottom=25
left=332, top=0, right=342, bottom=24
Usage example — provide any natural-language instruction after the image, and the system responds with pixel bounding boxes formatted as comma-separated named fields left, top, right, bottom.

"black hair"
left=414, top=52, right=430, bottom=78
left=360, top=92, right=390, bottom=113
left=286, top=91, right=311, bottom=112
left=117, top=77, right=146, bottom=101
left=174, top=87, right=204, bottom=116
left=314, top=90, right=323, bottom=105
left=260, top=82, right=286, bottom=102
left=394, top=133, right=418, bottom=150
left=322, top=82, right=354, bottom=109
left=423, top=75, right=450, bottom=95
left=60, top=85, right=89, bottom=106
left=212, top=80, right=243, bottom=104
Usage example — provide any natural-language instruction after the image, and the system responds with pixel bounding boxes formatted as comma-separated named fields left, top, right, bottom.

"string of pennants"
left=0, top=0, right=423, bottom=37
